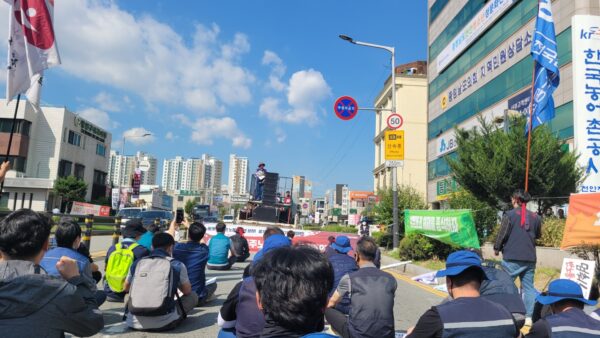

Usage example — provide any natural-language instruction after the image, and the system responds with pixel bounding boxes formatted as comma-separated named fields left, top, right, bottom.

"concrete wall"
left=481, top=243, right=579, bottom=270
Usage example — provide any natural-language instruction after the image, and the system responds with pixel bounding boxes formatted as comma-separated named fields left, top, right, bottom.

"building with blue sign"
left=426, top=0, right=596, bottom=206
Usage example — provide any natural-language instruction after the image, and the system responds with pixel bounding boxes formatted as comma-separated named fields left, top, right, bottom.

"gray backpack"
left=128, top=255, right=184, bottom=317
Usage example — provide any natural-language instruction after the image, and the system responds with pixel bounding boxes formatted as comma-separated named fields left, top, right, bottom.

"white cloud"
left=78, top=107, right=119, bottom=130
left=189, top=117, right=251, bottom=148
left=259, top=69, right=331, bottom=125
left=275, top=128, right=287, bottom=143
left=122, top=127, right=155, bottom=145
left=53, top=0, right=255, bottom=114
left=262, top=50, right=286, bottom=91
left=93, top=92, right=133, bottom=112
left=165, top=131, right=175, bottom=140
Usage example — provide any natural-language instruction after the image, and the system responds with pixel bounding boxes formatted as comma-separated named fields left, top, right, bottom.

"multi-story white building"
left=162, top=154, right=223, bottom=194
left=108, top=151, right=157, bottom=187
left=292, top=175, right=305, bottom=201
left=0, top=99, right=111, bottom=211
left=228, top=154, right=249, bottom=196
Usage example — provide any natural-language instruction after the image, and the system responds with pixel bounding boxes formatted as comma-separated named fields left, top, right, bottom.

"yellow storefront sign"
left=385, top=130, right=404, bottom=160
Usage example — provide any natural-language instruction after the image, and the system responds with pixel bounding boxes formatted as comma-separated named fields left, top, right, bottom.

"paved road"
left=81, top=236, right=445, bottom=337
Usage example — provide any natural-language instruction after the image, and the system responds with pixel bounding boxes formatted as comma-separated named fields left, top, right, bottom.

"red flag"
left=5, top=0, right=61, bottom=106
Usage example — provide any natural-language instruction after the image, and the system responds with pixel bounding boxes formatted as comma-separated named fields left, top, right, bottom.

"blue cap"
left=536, top=279, right=597, bottom=306
left=331, top=236, right=352, bottom=254
left=253, top=234, right=291, bottom=263
left=435, top=250, right=486, bottom=279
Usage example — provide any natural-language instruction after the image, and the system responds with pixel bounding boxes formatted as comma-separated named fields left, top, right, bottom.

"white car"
left=223, top=215, right=234, bottom=223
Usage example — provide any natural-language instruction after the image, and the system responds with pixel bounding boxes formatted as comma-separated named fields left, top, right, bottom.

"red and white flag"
left=5, top=0, right=60, bottom=107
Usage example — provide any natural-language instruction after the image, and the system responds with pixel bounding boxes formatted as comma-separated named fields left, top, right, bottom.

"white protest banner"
left=560, top=258, right=596, bottom=299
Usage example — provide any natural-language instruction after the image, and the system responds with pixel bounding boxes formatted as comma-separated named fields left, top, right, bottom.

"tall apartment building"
left=292, top=175, right=305, bottom=201
left=0, top=99, right=111, bottom=211
left=228, top=154, right=249, bottom=196
left=108, top=151, right=157, bottom=187
left=162, top=154, right=222, bottom=193
left=427, top=0, right=597, bottom=206
left=373, top=61, right=428, bottom=198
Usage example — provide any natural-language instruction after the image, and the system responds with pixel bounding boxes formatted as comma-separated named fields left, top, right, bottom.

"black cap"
left=122, top=219, right=146, bottom=238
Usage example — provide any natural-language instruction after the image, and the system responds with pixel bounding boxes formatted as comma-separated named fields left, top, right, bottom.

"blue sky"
left=0, top=0, right=427, bottom=196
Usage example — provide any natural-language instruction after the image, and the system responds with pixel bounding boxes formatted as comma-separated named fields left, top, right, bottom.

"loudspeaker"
left=253, top=206, right=278, bottom=223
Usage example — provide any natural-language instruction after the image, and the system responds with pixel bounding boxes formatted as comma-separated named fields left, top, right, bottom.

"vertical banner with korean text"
left=572, top=16, right=600, bottom=193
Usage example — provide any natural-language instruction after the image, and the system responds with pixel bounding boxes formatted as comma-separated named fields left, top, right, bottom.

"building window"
left=5, top=156, right=27, bottom=172
left=67, top=130, right=81, bottom=146
left=0, top=118, right=31, bottom=136
left=74, top=164, right=85, bottom=180
left=58, top=160, right=72, bottom=177
left=93, top=170, right=107, bottom=185
left=96, top=143, right=106, bottom=157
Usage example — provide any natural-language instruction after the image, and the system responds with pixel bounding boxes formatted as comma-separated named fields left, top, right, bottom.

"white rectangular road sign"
left=385, top=160, right=404, bottom=168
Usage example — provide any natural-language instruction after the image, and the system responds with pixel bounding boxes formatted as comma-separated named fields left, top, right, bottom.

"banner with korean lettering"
left=560, top=258, right=596, bottom=299
left=405, top=209, right=480, bottom=249
left=572, top=16, right=600, bottom=192
left=560, top=192, right=600, bottom=249
left=70, top=201, right=110, bottom=217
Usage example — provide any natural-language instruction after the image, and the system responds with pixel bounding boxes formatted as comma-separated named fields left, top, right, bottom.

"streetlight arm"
left=352, top=40, right=394, bottom=54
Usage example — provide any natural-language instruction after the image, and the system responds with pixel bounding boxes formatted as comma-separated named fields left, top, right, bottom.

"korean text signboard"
left=384, top=130, right=404, bottom=167
left=560, top=258, right=596, bottom=299
left=437, top=0, right=516, bottom=72
left=572, top=16, right=600, bottom=193
left=405, top=209, right=480, bottom=249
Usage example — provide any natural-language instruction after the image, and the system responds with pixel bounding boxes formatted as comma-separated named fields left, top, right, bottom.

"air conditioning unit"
left=407, top=67, right=418, bottom=75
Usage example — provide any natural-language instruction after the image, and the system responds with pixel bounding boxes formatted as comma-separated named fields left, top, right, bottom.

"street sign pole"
left=390, top=49, right=399, bottom=249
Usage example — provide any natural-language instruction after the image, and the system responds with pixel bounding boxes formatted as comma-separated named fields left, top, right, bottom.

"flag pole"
left=524, top=67, right=536, bottom=193
left=0, top=94, right=22, bottom=200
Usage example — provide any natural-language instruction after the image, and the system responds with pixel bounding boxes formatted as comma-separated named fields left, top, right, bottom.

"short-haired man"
left=0, top=209, right=104, bottom=337
left=170, top=219, right=217, bottom=306
left=406, top=250, right=518, bottom=338
left=254, top=245, right=337, bottom=338
left=208, top=222, right=237, bottom=270
left=327, top=235, right=358, bottom=315
left=104, top=219, right=150, bottom=302
left=125, top=233, right=198, bottom=331
left=494, top=190, right=542, bottom=321
left=218, top=232, right=291, bottom=337
left=525, top=279, right=600, bottom=337
left=326, top=237, right=397, bottom=338
left=41, top=218, right=106, bottom=306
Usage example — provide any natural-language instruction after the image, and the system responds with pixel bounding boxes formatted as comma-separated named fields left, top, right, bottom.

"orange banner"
left=560, top=193, right=600, bottom=249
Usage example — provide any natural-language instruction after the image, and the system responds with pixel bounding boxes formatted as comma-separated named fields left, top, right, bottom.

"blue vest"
left=40, top=247, right=89, bottom=276
left=545, top=308, right=600, bottom=338
left=328, top=252, right=358, bottom=313
left=436, top=297, right=516, bottom=338
left=235, top=277, right=265, bottom=338
left=208, top=233, right=230, bottom=265
left=348, top=267, right=397, bottom=338
left=173, top=242, right=209, bottom=297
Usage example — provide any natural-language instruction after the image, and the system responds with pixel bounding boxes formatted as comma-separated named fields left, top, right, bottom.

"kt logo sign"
left=580, top=26, right=600, bottom=40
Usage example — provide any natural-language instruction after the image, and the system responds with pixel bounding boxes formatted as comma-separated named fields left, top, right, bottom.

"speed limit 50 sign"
left=387, top=114, right=403, bottom=130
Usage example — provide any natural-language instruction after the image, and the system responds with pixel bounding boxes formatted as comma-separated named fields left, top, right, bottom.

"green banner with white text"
left=404, top=209, right=480, bottom=249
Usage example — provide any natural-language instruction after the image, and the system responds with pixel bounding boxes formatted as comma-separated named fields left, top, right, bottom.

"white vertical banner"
left=572, top=16, right=600, bottom=193
left=111, top=188, right=119, bottom=209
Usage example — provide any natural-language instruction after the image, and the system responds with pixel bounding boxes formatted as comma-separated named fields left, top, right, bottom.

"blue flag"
left=527, top=0, right=560, bottom=134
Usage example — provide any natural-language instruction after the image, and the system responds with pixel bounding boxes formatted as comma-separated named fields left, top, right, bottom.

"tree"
left=447, top=191, right=498, bottom=245
left=184, top=199, right=195, bottom=218
left=53, top=176, right=87, bottom=212
left=447, top=116, right=584, bottom=213
left=373, top=185, right=428, bottom=234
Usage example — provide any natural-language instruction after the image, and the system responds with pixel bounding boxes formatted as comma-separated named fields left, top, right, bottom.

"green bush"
left=397, top=233, right=455, bottom=261
left=303, top=225, right=356, bottom=234
left=538, top=217, right=565, bottom=247
left=372, top=231, right=393, bottom=249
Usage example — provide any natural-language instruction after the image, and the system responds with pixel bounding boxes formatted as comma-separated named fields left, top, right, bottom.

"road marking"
left=387, top=270, right=447, bottom=298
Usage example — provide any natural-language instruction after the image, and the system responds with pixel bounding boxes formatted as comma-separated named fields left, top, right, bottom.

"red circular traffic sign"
left=334, top=96, right=359, bottom=121
left=387, top=113, right=403, bottom=129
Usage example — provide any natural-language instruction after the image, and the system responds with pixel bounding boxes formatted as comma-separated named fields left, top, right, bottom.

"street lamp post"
left=118, top=133, right=151, bottom=210
left=339, top=34, right=400, bottom=248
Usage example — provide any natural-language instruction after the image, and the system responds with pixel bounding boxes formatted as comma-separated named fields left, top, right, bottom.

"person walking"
left=494, top=189, right=542, bottom=322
